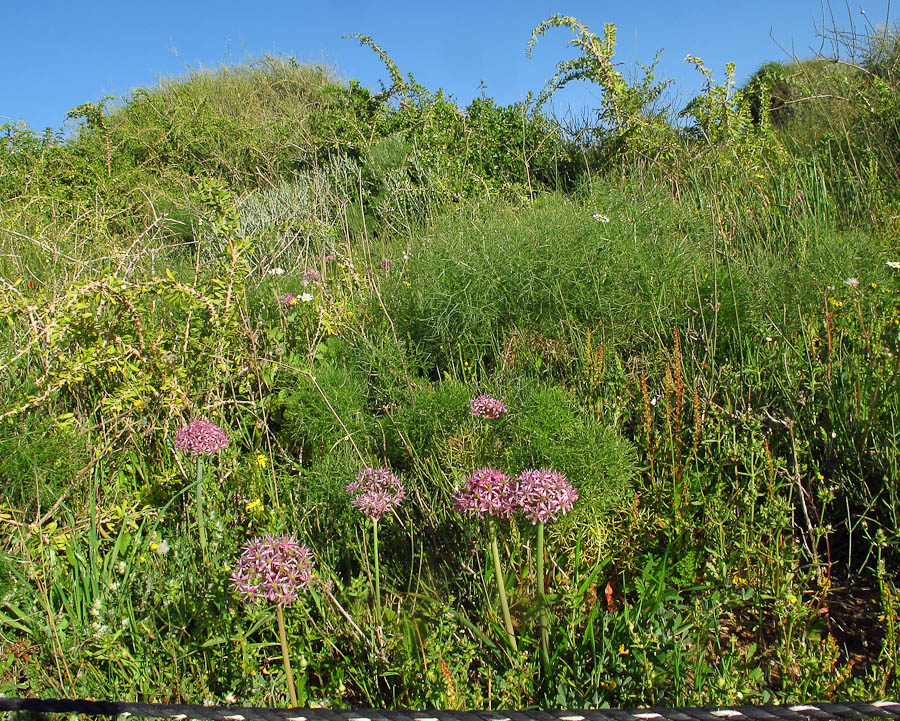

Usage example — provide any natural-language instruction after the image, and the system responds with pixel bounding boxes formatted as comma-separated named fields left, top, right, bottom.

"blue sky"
left=3, top=0, right=897, bottom=135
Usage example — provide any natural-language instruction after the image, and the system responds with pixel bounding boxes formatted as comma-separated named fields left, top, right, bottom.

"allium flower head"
left=454, top=468, right=516, bottom=518
left=470, top=395, right=508, bottom=419
left=347, top=467, right=406, bottom=520
left=302, top=269, right=322, bottom=284
left=175, top=418, right=229, bottom=456
left=514, top=468, right=579, bottom=524
left=278, top=292, right=298, bottom=308
left=231, top=535, right=314, bottom=606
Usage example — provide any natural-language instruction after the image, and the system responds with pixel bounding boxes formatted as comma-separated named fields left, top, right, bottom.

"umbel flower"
left=231, top=534, right=314, bottom=606
left=175, top=418, right=229, bottom=456
left=470, top=395, right=508, bottom=419
left=454, top=468, right=516, bottom=518
left=347, top=467, right=406, bottom=520
left=515, top=468, right=579, bottom=524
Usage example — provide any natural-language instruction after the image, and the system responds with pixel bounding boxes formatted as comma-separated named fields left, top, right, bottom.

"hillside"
left=1, top=19, right=899, bottom=708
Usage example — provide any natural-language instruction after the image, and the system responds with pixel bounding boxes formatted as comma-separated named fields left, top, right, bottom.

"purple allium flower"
left=346, top=467, right=406, bottom=521
left=302, top=269, right=322, bottom=284
left=514, top=469, right=579, bottom=524
left=470, top=395, right=508, bottom=419
left=231, top=534, right=314, bottom=606
left=453, top=468, right=517, bottom=518
left=277, top=292, right=298, bottom=308
left=175, top=418, right=229, bottom=456
left=377, top=258, right=395, bottom=271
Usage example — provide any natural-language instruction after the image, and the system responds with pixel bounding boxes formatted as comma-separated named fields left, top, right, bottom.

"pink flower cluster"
left=231, top=534, right=314, bottom=606
left=278, top=292, right=298, bottom=308
left=515, top=469, right=579, bottom=524
left=454, top=467, right=578, bottom=524
left=347, top=467, right=406, bottom=521
left=175, top=418, right=229, bottom=456
left=470, top=395, right=508, bottom=419
left=453, top=468, right=516, bottom=518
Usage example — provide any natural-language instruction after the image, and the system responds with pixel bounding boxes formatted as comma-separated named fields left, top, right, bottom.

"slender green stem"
left=276, top=605, right=298, bottom=707
left=373, top=518, right=382, bottom=626
left=489, top=521, right=517, bottom=652
left=195, top=456, right=207, bottom=563
left=537, top=521, right=550, bottom=671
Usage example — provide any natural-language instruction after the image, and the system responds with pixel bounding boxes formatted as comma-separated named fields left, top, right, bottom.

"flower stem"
left=537, top=521, right=550, bottom=671
left=276, top=605, right=298, bottom=707
left=489, top=521, right=517, bottom=652
left=195, top=456, right=207, bottom=563
left=373, top=518, right=382, bottom=626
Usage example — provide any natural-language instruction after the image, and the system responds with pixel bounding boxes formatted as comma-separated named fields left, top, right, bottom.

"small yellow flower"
left=246, top=498, right=262, bottom=512
left=150, top=542, right=159, bottom=551
left=133, top=399, right=145, bottom=409
left=732, top=575, right=747, bottom=586
left=255, top=452, right=267, bottom=468
left=618, top=644, right=630, bottom=655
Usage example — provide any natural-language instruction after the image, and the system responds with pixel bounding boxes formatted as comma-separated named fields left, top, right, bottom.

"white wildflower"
left=592, top=213, right=610, bottom=222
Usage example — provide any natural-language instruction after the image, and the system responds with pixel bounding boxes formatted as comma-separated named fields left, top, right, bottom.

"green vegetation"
left=1, top=15, right=899, bottom=709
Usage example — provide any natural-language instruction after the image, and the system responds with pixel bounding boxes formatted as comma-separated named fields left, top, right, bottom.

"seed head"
left=231, top=535, right=314, bottom=606
left=514, top=468, right=578, bottom=524
left=454, top=468, right=516, bottom=518
left=470, top=395, right=508, bottom=419
left=175, top=418, right=229, bottom=456
left=347, top=467, right=406, bottom=520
